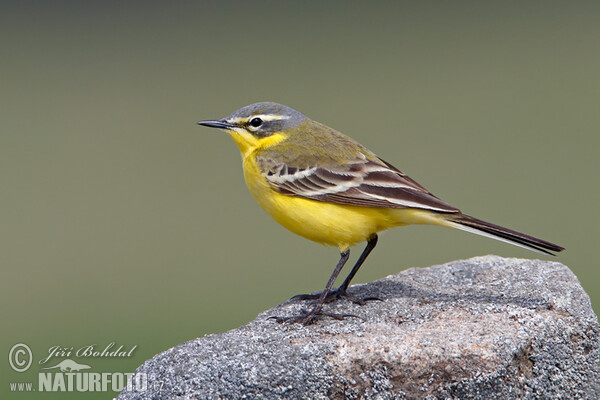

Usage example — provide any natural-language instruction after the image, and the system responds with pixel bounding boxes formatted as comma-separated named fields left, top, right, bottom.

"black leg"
left=289, top=235, right=380, bottom=305
left=272, top=249, right=354, bottom=324
left=338, top=234, right=378, bottom=293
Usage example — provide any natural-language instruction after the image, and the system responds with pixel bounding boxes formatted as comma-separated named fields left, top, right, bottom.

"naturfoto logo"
left=9, top=342, right=146, bottom=393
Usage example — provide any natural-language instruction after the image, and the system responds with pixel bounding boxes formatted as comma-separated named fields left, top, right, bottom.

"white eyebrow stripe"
left=256, top=114, right=291, bottom=122
left=228, top=114, right=291, bottom=124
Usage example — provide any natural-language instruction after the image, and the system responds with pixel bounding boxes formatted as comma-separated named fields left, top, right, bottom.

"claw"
left=268, top=308, right=362, bottom=324
left=290, top=288, right=381, bottom=305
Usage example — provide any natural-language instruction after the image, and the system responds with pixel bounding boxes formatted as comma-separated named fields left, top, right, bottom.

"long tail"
left=445, top=214, right=565, bottom=256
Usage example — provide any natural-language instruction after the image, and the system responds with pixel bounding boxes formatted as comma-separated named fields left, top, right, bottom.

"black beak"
left=196, top=119, right=235, bottom=129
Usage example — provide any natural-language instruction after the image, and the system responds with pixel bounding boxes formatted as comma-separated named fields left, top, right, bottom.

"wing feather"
left=258, top=155, right=459, bottom=213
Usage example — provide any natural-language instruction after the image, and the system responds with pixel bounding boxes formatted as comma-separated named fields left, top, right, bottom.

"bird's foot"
left=290, top=287, right=381, bottom=306
left=268, top=306, right=361, bottom=325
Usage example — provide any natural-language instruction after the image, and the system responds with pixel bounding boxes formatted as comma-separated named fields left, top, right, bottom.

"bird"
left=197, top=102, right=564, bottom=324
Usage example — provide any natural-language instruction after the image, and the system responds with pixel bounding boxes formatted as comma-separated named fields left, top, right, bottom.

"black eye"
left=249, top=117, right=263, bottom=128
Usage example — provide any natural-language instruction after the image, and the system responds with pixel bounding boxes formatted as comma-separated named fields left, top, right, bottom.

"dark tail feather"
left=447, top=214, right=565, bottom=256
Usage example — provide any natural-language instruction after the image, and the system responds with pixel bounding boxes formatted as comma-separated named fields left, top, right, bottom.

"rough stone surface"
left=118, top=256, right=599, bottom=399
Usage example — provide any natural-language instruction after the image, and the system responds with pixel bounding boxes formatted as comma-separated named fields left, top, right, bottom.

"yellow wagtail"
left=197, top=102, right=564, bottom=324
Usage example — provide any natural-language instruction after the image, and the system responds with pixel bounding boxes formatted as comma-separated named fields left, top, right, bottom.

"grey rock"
left=118, top=256, right=599, bottom=399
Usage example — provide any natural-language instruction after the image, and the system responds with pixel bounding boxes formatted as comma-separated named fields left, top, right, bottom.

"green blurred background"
left=2, top=1, right=599, bottom=398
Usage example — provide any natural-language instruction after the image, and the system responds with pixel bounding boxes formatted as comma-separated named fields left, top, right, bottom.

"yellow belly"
left=242, top=156, right=446, bottom=250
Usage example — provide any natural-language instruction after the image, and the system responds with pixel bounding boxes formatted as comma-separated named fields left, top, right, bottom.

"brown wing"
left=257, top=154, right=460, bottom=213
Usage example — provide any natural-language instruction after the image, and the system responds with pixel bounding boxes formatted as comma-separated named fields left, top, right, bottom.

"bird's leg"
left=290, top=235, right=380, bottom=305
left=335, top=234, right=379, bottom=302
left=271, top=249, right=358, bottom=324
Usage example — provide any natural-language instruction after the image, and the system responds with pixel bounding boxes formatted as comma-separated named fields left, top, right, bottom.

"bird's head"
left=197, top=102, right=308, bottom=155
